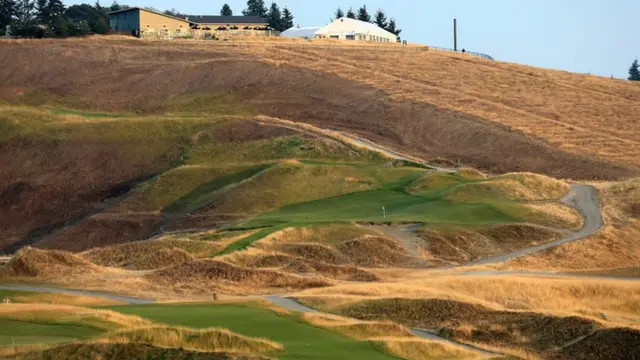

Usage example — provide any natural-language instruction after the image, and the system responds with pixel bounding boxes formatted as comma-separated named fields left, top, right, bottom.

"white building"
left=314, top=17, right=397, bottom=42
left=280, top=26, right=322, bottom=39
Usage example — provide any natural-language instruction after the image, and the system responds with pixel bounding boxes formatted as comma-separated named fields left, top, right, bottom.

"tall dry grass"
left=301, top=313, right=485, bottom=360
left=241, top=42, right=640, bottom=169
left=0, top=304, right=152, bottom=329
left=95, top=326, right=282, bottom=354
left=294, top=274, right=640, bottom=327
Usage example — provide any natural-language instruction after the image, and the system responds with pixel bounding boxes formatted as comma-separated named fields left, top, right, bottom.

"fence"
left=196, top=40, right=495, bottom=60
left=428, top=45, right=495, bottom=60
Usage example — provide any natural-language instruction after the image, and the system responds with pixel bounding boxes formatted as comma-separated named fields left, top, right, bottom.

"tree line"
left=630, top=59, right=640, bottom=81
left=0, top=0, right=111, bottom=37
left=333, top=5, right=402, bottom=41
left=162, top=1, right=295, bottom=33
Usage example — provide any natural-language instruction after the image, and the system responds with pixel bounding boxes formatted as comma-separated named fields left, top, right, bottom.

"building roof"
left=280, top=26, right=322, bottom=38
left=107, top=7, right=190, bottom=23
left=183, top=15, right=266, bottom=24
left=315, top=17, right=397, bottom=38
left=107, top=8, right=266, bottom=25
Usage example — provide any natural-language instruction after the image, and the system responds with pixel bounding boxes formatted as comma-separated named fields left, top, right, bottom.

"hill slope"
left=0, top=38, right=637, bottom=180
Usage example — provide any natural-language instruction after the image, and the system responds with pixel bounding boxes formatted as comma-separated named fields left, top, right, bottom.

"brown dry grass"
left=499, top=222, right=640, bottom=274
left=416, top=224, right=563, bottom=265
left=5, top=292, right=125, bottom=306
left=447, top=173, right=571, bottom=202
left=146, top=259, right=331, bottom=295
left=94, top=326, right=282, bottom=354
left=381, top=339, right=485, bottom=360
left=241, top=41, right=640, bottom=171
left=520, top=203, right=584, bottom=230
left=294, top=274, right=640, bottom=328
left=500, top=178, right=640, bottom=274
left=1, top=247, right=102, bottom=279
left=301, top=313, right=484, bottom=360
left=1, top=39, right=634, bottom=180
left=0, top=303, right=152, bottom=329
left=327, top=297, right=602, bottom=358
left=81, top=235, right=242, bottom=270
left=0, top=343, right=270, bottom=360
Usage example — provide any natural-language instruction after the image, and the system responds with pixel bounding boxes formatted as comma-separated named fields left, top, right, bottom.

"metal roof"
left=107, top=8, right=265, bottom=25
left=183, top=15, right=266, bottom=24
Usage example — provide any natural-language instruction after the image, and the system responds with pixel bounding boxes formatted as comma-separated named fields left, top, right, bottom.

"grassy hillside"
left=0, top=38, right=637, bottom=180
left=109, top=302, right=399, bottom=360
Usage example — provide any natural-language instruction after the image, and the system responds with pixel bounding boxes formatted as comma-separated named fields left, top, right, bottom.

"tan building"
left=108, top=7, right=269, bottom=39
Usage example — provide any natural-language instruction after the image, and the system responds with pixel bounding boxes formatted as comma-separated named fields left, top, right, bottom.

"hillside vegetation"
left=1, top=38, right=638, bottom=180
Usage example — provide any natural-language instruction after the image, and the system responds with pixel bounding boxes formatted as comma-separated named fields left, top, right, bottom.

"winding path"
left=466, top=184, right=603, bottom=266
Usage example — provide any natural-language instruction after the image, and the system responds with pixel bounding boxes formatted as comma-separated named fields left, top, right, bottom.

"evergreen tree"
left=109, top=1, right=128, bottom=11
left=0, top=0, right=17, bottom=35
left=629, top=59, right=640, bottom=81
left=66, top=3, right=109, bottom=34
left=242, top=0, right=267, bottom=18
left=280, top=6, right=293, bottom=30
left=334, top=7, right=344, bottom=19
left=14, top=0, right=34, bottom=22
left=386, top=18, right=401, bottom=41
left=345, top=7, right=355, bottom=19
left=220, top=3, right=232, bottom=16
left=51, top=13, right=67, bottom=36
left=266, top=2, right=281, bottom=30
left=46, top=0, right=64, bottom=20
left=163, top=8, right=178, bottom=16
left=356, top=5, right=370, bottom=22
left=373, top=9, right=387, bottom=28
left=35, top=0, right=48, bottom=23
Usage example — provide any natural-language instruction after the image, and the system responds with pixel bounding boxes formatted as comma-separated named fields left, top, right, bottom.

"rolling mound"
left=417, top=224, right=562, bottom=264
left=82, top=239, right=224, bottom=270
left=447, top=172, right=571, bottom=201
left=1, top=39, right=636, bottom=180
left=97, top=326, right=282, bottom=354
left=336, top=298, right=601, bottom=357
left=220, top=248, right=379, bottom=282
left=147, top=259, right=331, bottom=294
left=1, top=247, right=100, bottom=278
left=551, top=328, right=640, bottom=360
left=1, top=343, right=269, bottom=360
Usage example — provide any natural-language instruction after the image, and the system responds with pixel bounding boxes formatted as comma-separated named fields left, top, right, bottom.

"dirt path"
left=465, top=184, right=602, bottom=266
left=260, top=296, right=499, bottom=358
left=253, top=116, right=455, bottom=172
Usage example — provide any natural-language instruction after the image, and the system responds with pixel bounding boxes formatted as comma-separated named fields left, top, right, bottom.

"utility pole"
left=453, top=18, right=458, bottom=51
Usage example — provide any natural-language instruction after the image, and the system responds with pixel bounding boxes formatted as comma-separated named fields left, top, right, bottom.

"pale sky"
left=81, top=0, right=640, bottom=78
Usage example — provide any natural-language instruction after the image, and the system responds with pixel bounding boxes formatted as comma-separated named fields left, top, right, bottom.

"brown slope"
left=0, top=40, right=635, bottom=181
left=0, top=136, right=181, bottom=253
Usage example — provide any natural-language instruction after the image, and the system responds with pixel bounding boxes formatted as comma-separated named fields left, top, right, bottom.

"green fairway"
left=109, top=303, right=399, bottom=360
left=245, top=188, right=518, bottom=228
left=0, top=319, right=103, bottom=346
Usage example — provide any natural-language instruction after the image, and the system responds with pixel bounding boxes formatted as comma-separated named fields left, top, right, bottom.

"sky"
left=82, top=0, right=639, bottom=78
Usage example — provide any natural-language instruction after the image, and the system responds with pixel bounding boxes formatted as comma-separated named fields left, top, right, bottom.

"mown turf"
left=0, top=319, right=103, bottom=346
left=109, top=303, right=399, bottom=360
left=246, top=188, right=518, bottom=228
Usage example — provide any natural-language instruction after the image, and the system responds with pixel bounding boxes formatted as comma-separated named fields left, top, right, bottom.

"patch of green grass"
left=247, top=188, right=519, bottom=228
left=52, top=108, right=127, bottom=118
left=0, top=319, right=103, bottom=347
left=187, top=135, right=379, bottom=165
left=108, top=303, right=399, bottom=360
left=144, top=92, right=256, bottom=116
left=216, top=225, right=286, bottom=255
left=160, top=164, right=272, bottom=215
